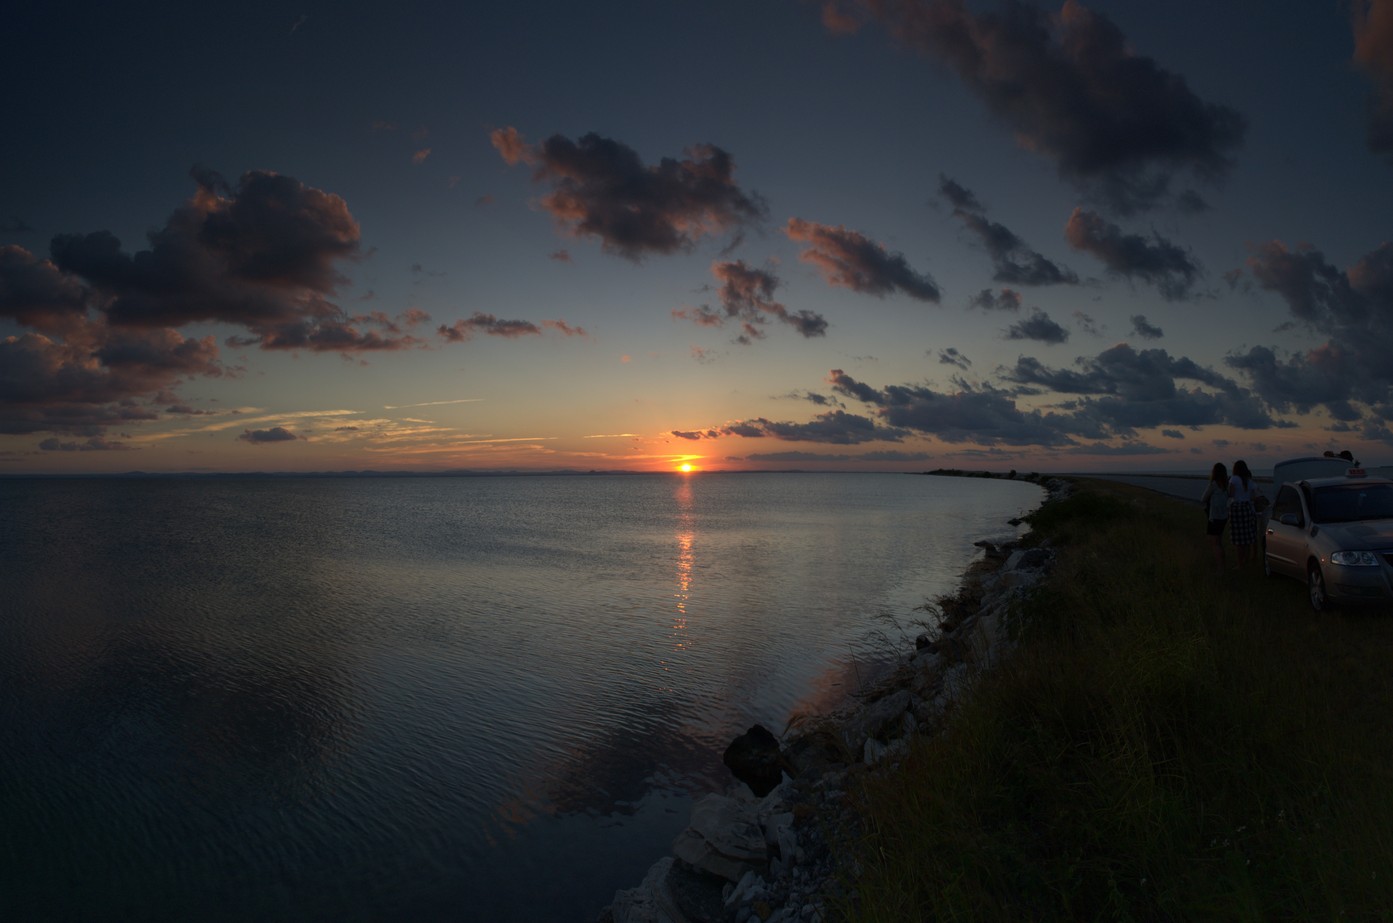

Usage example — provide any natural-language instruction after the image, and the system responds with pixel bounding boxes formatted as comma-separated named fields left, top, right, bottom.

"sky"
left=4, top=0, right=1393, bottom=475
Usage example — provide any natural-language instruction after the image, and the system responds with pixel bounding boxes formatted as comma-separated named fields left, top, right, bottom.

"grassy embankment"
left=843, top=477, right=1393, bottom=921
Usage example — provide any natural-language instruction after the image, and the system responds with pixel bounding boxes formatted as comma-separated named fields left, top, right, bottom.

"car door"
left=1265, top=484, right=1307, bottom=577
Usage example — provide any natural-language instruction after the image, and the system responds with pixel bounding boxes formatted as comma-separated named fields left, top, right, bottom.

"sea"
left=0, top=472, right=1043, bottom=922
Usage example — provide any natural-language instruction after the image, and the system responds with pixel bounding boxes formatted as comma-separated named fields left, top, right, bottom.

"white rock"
left=608, top=857, right=678, bottom=923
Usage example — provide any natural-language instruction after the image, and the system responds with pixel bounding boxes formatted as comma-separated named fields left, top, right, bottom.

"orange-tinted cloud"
left=1353, top=0, right=1393, bottom=155
left=786, top=218, right=940, bottom=301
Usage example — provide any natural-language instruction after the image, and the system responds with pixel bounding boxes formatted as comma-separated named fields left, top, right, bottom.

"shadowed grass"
left=841, top=478, right=1393, bottom=922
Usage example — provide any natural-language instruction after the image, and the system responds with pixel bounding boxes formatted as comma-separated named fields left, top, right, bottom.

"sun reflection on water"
left=671, top=478, right=695, bottom=654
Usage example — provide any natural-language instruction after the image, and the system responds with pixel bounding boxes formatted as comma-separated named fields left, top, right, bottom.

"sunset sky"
left=5, top=0, right=1393, bottom=474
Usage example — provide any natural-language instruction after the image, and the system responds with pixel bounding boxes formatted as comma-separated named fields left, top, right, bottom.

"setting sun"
left=678, top=463, right=694, bottom=473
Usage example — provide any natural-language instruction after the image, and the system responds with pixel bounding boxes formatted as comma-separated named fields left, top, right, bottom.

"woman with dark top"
left=1200, top=462, right=1229, bottom=573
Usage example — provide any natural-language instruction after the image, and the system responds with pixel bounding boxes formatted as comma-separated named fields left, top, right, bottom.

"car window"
left=1310, top=483, right=1393, bottom=523
left=1272, top=484, right=1303, bottom=525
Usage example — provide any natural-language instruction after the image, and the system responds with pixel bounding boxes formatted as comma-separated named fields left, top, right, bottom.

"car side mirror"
left=1279, top=513, right=1300, bottom=526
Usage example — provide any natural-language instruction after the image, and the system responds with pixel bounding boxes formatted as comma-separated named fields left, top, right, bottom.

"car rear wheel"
left=1307, top=562, right=1327, bottom=613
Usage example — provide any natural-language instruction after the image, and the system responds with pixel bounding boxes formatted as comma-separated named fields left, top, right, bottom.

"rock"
left=765, top=811, right=797, bottom=862
left=655, top=859, right=728, bottom=923
left=842, top=689, right=912, bottom=752
left=606, top=857, right=674, bottom=923
left=726, top=870, right=769, bottom=910
left=671, top=794, right=769, bottom=883
left=782, top=728, right=848, bottom=780
left=724, top=725, right=785, bottom=797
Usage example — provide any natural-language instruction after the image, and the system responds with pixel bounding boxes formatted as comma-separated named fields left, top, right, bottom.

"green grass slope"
left=843, top=478, right=1393, bottom=922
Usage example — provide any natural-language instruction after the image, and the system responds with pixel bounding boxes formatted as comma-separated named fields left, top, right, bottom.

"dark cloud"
left=1004, top=308, right=1069, bottom=344
left=674, top=261, right=828, bottom=342
left=677, top=410, right=905, bottom=445
left=1233, top=240, right=1393, bottom=423
left=437, top=312, right=543, bottom=342
left=731, top=450, right=933, bottom=463
left=1130, top=314, right=1164, bottom=339
left=491, top=128, right=766, bottom=260
left=938, top=347, right=972, bottom=368
left=827, top=0, right=1245, bottom=213
left=0, top=244, right=90, bottom=333
left=1161, top=429, right=1184, bottom=439
left=1, top=217, right=35, bottom=234
left=936, top=175, right=983, bottom=212
left=1002, top=343, right=1283, bottom=433
left=938, top=177, right=1077, bottom=285
left=828, top=368, right=1100, bottom=445
left=238, top=426, right=299, bottom=444
left=1353, top=1, right=1393, bottom=156
left=30, top=168, right=422, bottom=356
left=0, top=326, right=221, bottom=435
left=1065, top=207, right=1201, bottom=299
left=786, top=218, right=940, bottom=301
left=967, top=287, right=1023, bottom=311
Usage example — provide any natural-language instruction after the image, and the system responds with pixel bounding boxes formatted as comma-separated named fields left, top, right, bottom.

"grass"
left=839, top=478, right=1393, bottom=922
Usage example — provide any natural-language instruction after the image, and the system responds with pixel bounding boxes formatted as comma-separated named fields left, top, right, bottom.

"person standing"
left=1228, top=459, right=1264, bottom=569
left=1200, top=462, right=1230, bottom=573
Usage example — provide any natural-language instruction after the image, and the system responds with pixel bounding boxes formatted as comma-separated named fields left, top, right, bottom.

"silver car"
left=1263, top=475, right=1393, bottom=611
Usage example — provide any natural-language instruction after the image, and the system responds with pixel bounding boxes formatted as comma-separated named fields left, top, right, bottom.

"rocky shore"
left=596, top=476, right=1072, bottom=923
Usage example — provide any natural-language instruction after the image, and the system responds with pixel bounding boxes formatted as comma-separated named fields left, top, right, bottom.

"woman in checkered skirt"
left=1227, top=459, right=1264, bottom=569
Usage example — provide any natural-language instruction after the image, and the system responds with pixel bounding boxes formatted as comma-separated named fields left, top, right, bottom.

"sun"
left=678, top=463, right=694, bottom=473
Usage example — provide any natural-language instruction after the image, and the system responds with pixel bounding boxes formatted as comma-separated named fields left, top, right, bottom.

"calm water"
left=0, top=472, right=1041, bottom=922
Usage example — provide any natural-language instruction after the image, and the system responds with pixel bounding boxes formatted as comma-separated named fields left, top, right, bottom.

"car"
left=1263, top=471, right=1393, bottom=612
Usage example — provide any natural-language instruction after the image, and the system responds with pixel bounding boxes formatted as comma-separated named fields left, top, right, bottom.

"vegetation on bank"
left=841, top=478, right=1393, bottom=921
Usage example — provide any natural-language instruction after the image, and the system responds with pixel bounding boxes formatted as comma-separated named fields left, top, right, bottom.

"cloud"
left=938, top=176, right=1078, bottom=285
left=437, top=312, right=542, bottom=342
left=238, top=426, right=299, bottom=444
left=550, top=249, right=572, bottom=263
left=0, top=244, right=90, bottom=333
left=411, top=147, right=432, bottom=165
left=1353, top=0, right=1393, bottom=156
left=674, top=261, right=828, bottom=342
left=489, top=126, right=532, bottom=166
left=785, top=218, right=940, bottom=301
left=542, top=319, right=589, bottom=337
left=1073, top=309, right=1103, bottom=337
left=1002, top=343, right=1283, bottom=433
left=1232, top=240, right=1393, bottom=423
left=0, top=326, right=222, bottom=435
left=38, top=436, right=131, bottom=451
left=1064, top=207, right=1201, bottom=299
left=730, top=449, right=933, bottom=463
left=491, top=128, right=766, bottom=260
left=827, top=368, right=1098, bottom=446
left=1130, top=314, right=1164, bottom=339
left=967, top=287, right=1022, bottom=311
left=938, top=347, right=972, bottom=368
left=827, top=0, right=1245, bottom=213
left=28, top=167, right=423, bottom=355
left=675, top=409, right=905, bottom=445
left=1004, top=308, right=1069, bottom=344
